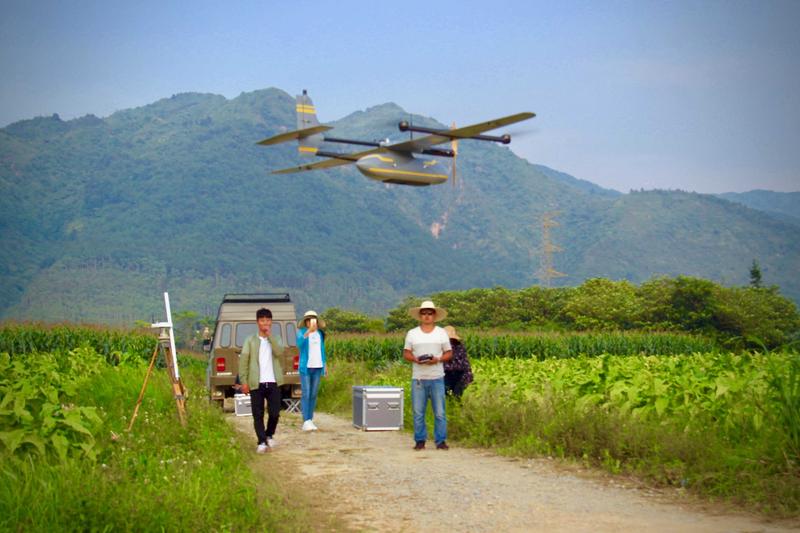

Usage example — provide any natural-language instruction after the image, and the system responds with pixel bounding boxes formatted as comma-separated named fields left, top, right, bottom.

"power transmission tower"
left=536, top=211, right=566, bottom=287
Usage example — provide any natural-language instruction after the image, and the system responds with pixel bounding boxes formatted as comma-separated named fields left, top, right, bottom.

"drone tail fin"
left=296, top=90, right=320, bottom=128
left=296, top=90, right=324, bottom=156
left=256, top=90, right=329, bottom=155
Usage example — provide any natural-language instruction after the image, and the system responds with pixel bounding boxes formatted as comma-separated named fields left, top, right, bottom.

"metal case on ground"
left=352, top=386, right=403, bottom=430
left=234, top=393, right=252, bottom=417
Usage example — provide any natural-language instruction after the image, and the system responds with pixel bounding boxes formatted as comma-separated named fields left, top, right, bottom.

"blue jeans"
left=300, top=367, right=323, bottom=421
left=412, top=377, right=446, bottom=444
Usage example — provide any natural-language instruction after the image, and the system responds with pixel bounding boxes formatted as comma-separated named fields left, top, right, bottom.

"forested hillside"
left=1, top=88, right=798, bottom=322
left=716, top=190, right=800, bottom=226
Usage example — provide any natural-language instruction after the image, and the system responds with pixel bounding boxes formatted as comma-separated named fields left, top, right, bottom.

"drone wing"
left=271, top=146, right=386, bottom=174
left=256, top=124, right=333, bottom=146
left=386, top=112, right=535, bottom=153
left=384, top=133, right=451, bottom=154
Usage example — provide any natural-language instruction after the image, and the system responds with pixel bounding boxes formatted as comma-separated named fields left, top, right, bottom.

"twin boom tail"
left=256, top=90, right=329, bottom=156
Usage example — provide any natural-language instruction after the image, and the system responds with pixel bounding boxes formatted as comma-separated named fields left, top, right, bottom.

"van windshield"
left=271, top=323, right=283, bottom=345
left=235, top=322, right=288, bottom=347
left=235, top=323, right=257, bottom=347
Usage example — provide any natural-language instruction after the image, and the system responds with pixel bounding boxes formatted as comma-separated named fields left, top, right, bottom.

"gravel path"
left=230, top=411, right=798, bottom=532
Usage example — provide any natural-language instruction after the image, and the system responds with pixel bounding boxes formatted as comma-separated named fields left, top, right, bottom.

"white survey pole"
left=163, top=292, right=180, bottom=380
left=151, top=291, right=180, bottom=380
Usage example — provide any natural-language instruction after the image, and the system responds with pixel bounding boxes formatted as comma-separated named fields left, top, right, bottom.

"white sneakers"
left=302, top=419, right=318, bottom=431
left=256, top=438, right=276, bottom=452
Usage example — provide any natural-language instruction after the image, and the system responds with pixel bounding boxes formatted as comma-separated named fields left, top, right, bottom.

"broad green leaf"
left=57, top=412, right=93, bottom=436
left=0, top=429, right=29, bottom=453
left=51, top=433, right=70, bottom=462
left=12, top=396, right=32, bottom=423
left=654, top=396, right=669, bottom=416
left=715, top=376, right=731, bottom=398
left=20, top=434, right=46, bottom=455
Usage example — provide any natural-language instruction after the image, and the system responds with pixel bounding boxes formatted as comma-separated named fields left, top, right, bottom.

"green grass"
left=317, top=355, right=800, bottom=517
left=448, top=374, right=800, bottom=516
left=0, top=349, right=318, bottom=532
left=4, top=323, right=797, bottom=525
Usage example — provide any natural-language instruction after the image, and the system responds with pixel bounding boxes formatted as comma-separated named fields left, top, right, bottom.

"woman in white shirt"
left=296, top=310, right=327, bottom=431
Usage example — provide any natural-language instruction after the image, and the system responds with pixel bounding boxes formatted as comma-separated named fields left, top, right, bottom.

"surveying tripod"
left=128, top=292, right=187, bottom=431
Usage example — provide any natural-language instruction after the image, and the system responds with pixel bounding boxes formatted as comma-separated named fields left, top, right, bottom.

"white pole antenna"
left=151, top=291, right=180, bottom=380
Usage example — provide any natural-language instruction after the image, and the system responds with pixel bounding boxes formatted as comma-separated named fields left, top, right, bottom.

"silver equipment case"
left=352, top=386, right=404, bottom=430
left=234, top=393, right=252, bottom=417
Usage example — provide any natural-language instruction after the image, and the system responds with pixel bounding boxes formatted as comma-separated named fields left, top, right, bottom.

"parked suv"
left=205, top=293, right=301, bottom=410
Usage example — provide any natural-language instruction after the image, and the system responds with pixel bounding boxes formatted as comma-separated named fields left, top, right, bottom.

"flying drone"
left=256, top=90, right=535, bottom=187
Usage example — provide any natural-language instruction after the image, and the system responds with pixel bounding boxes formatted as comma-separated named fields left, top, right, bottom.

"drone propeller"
left=504, top=126, right=538, bottom=138
left=450, top=121, right=458, bottom=188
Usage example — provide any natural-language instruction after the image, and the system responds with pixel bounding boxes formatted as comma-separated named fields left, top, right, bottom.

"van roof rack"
left=222, top=293, right=291, bottom=303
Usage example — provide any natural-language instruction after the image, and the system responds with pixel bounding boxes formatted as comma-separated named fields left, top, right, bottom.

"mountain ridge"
left=715, top=190, right=800, bottom=227
left=1, top=88, right=798, bottom=322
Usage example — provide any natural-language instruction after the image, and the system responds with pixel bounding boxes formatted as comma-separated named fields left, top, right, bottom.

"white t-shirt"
left=404, top=326, right=452, bottom=380
left=307, top=331, right=323, bottom=368
left=258, top=336, right=276, bottom=383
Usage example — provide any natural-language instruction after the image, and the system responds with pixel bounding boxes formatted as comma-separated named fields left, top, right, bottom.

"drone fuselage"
left=355, top=152, right=448, bottom=186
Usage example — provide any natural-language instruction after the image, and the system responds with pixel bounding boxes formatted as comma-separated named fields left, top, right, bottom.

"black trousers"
left=250, top=382, right=281, bottom=444
left=444, top=371, right=467, bottom=397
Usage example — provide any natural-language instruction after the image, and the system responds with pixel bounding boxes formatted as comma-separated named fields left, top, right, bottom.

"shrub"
left=320, top=307, right=384, bottom=333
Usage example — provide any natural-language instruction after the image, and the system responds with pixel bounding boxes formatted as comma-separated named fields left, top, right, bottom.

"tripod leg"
left=127, top=342, right=160, bottom=432
left=162, top=344, right=188, bottom=426
left=173, top=380, right=188, bottom=426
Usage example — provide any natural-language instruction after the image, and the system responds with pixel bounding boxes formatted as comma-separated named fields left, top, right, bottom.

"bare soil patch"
left=230, top=411, right=798, bottom=532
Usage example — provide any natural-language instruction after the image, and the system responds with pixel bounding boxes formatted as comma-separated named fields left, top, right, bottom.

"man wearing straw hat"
left=403, top=300, right=453, bottom=450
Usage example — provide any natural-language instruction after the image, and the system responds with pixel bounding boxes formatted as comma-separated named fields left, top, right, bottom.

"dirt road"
left=230, top=411, right=797, bottom=532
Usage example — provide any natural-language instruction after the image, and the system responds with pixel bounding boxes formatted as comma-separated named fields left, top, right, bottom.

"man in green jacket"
left=240, top=308, right=285, bottom=453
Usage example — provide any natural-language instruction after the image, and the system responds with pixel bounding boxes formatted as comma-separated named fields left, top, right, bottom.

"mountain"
left=1, top=88, right=799, bottom=323
left=716, top=190, right=800, bottom=227
left=532, top=164, right=622, bottom=197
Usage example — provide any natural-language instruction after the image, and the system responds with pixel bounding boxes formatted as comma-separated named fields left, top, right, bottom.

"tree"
left=749, top=259, right=763, bottom=288
left=386, top=296, right=421, bottom=332
left=666, top=276, right=717, bottom=332
left=560, top=278, right=641, bottom=330
left=173, top=310, right=199, bottom=349
left=321, top=307, right=384, bottom=333
left=713, top=285, right=800, bottom=348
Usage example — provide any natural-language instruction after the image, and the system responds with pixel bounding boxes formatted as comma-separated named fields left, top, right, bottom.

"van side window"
left=236, top=323, right=258, bottom=347
left=219, top=323, right=231, bottom=347
left=271, top=323, right=283, bottom=346
left=286, top=323, right=297, bottom=346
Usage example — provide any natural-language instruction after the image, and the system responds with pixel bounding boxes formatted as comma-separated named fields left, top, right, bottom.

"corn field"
left=326, top=331, right=717, bottom=366
left=0, top=323, right=157, bottom=363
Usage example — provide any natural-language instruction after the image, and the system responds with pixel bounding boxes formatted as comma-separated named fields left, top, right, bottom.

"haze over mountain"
left=715, top=191, right=800, bottom=227
left=1, top=88, right=798, bottom=323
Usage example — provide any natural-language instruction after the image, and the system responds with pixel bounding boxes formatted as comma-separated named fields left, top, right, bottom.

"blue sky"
left=1, top=0, right=798, bottom=193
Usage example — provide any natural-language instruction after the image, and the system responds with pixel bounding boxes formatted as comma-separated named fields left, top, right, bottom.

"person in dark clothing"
left=443, top=325, right=473, bottom=397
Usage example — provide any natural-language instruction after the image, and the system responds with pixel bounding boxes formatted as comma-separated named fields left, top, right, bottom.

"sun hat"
left=443, top=325, right=460, bottom=341
left=408, top=300, right=448, bottom=321
left=298, top=310, right=326, bottom=329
